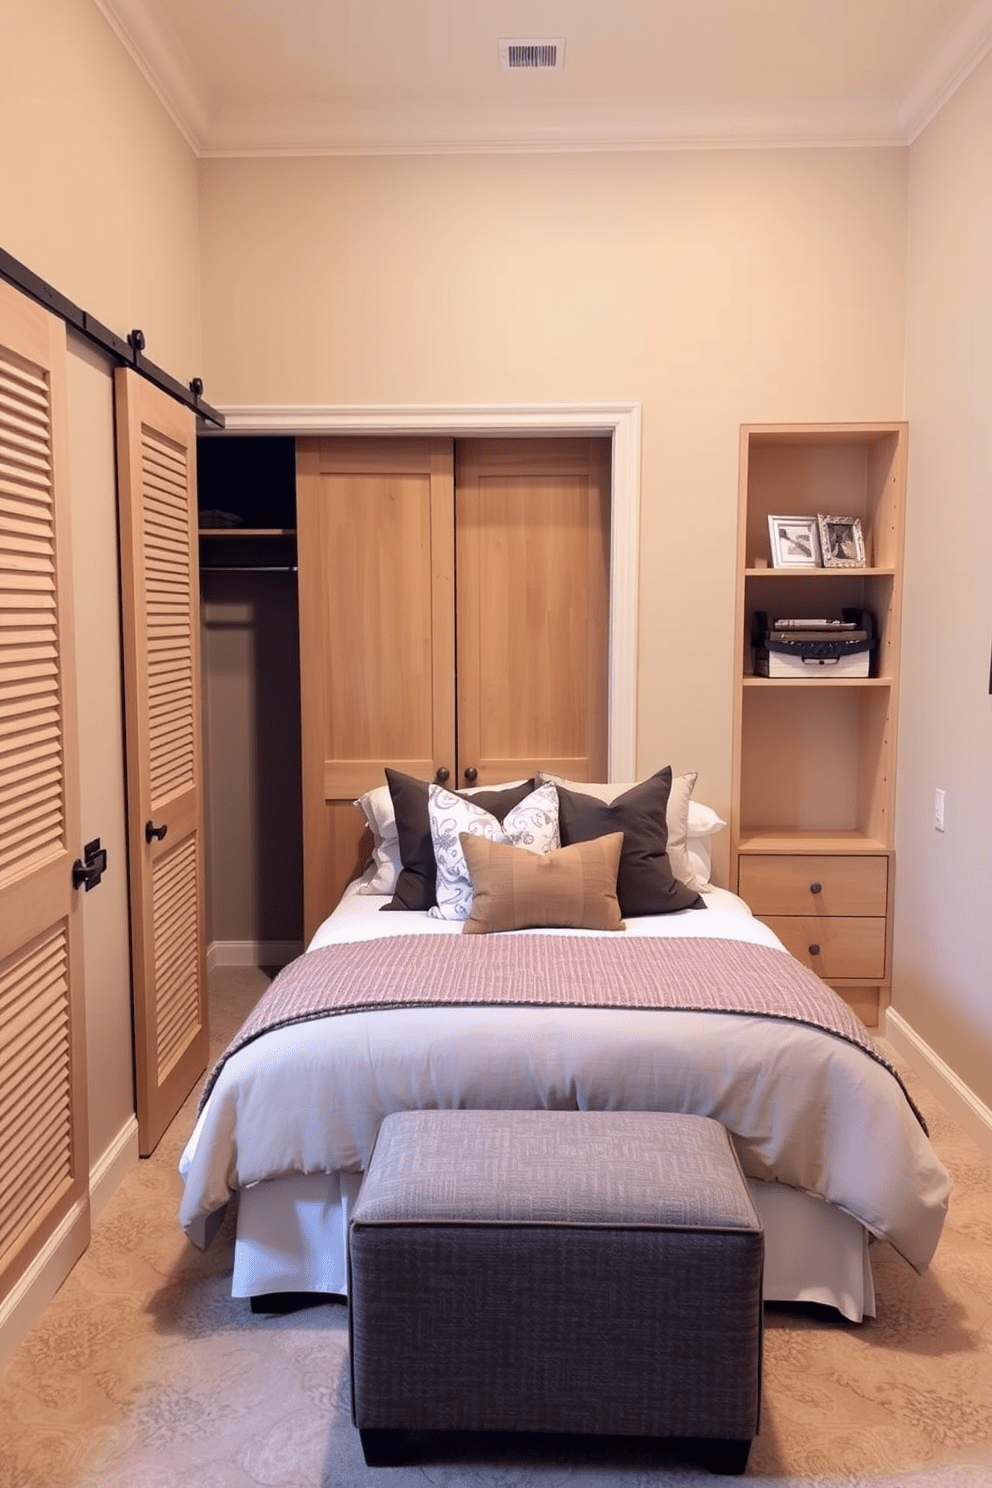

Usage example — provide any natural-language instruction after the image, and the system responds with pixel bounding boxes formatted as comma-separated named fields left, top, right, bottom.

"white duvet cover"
left=179, top=883, right=949, bottom=1276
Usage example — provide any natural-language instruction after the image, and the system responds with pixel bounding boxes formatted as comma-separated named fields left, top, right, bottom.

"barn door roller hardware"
left=72, top=838, right=108, bottom=892
left=0, top=244, right=224, bottom=427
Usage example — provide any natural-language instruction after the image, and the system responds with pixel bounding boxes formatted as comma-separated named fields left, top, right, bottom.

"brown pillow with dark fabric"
left=460, top=832, right=626, bottom=934
left=556, top=766, right=705, bottom=917
left=382, top=770, right=537, bottom=911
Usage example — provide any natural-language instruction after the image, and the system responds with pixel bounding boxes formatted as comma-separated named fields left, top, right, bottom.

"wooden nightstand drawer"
left=738, top=855, right=888, bottom=917
left=761, top=915, right=887, bottom=980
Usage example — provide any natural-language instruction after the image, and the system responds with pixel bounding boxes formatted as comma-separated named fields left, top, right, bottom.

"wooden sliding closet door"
left=0, top=280, right=89, bottom=1299
left=115, top=370, right=207, bottom=1156
left=455, top=437, right=610, bottom=787
left=296, top=437, right=455, bottom=940
left=296, top=434, right=610, bottom=939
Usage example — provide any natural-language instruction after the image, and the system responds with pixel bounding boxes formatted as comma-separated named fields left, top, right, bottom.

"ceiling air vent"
left=499, top=38, right=566, bottom=71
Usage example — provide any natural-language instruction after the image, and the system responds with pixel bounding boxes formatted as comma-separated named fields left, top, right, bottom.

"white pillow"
left=685, top=801, right=727, bottom=893
left=428, top=782, right=560, bottom=921
left=354, top=783, right=400, bottom=895
left=537, top=769, right=701, bottom=889
left=687, top=800, right=726, bottom=838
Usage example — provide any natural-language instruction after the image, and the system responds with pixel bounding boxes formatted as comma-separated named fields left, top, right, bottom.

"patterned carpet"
left=1, top=965, right=991, bottom=1488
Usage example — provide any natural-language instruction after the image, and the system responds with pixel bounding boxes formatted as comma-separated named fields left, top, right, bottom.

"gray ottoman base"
left=349, top=1110, right=763, bottom=1474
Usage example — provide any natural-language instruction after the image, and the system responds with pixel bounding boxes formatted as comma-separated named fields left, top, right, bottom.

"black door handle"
left=145, top=820, right=168, bottom=844
left=464, top=767, right=478, bottom=783
left=435, top=767, right=450, bottom=783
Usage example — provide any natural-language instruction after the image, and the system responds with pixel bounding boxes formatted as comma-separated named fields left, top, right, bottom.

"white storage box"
left=751, top=610, right=875, bottom=679
left=754, top=644, right=871, bottom=678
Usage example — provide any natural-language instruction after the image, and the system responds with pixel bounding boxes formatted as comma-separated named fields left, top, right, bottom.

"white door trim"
left=213, top=402, right=641, bottom=780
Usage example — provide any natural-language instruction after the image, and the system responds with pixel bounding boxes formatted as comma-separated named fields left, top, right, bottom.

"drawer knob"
left=809, top=881, right=822, bottom=895
left=808, top=943, right=821, bottom=957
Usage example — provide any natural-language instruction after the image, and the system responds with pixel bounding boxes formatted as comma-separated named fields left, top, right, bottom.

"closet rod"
left=200, top=565, right=298, bottom=573
left=0, top=244, right=224, bottom=428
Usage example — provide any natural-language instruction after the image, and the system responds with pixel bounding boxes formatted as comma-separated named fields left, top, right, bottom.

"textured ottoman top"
left=353, top=1109, right=761, bottom=1232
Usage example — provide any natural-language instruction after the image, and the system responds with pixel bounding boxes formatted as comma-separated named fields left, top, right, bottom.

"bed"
left=179, top=769, right=950, bottom=1324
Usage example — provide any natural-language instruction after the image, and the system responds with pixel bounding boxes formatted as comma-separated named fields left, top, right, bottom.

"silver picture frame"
left=817, top=514, right=866, bottom=568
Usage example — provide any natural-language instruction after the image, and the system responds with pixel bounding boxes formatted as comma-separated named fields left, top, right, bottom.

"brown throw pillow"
left=460, top=832, right=626, bottom=934
left=382, top=770, right=536, bottom=911
left=555, top=766, right=705, bottom=917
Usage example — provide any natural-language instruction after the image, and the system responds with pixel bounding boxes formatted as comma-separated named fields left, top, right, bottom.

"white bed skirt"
left=230, top=1170, right=876, bottom=1323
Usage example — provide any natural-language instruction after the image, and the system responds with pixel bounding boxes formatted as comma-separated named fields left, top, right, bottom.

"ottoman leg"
left=698, top=1437, right=752, bottom=1475
left=359, top=1427, right=409, bottom=1467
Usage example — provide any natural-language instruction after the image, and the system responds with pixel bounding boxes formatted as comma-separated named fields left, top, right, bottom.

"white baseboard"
left=206, top=940, right=303, bottom=972
left=0, top=1119, right=143, bottom=1377
left=884, top=1008, right=992, bottom=1162
left=0, top=1199, right=89, bottom=1378
left=89, top=1117, right=139, bottom=1224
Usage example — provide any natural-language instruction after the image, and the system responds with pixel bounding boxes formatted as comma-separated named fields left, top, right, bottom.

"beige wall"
left=199, top=147, right=908, bottom=866
left=897, top=53, right=992, bottom=1108
left=0, top=0, right=201, bottom=380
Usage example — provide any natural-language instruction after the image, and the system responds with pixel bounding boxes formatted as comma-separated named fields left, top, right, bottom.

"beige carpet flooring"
left=1, top=964, right=991, bottom=1487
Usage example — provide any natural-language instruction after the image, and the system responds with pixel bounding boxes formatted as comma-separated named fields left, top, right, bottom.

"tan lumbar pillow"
left=459, top=831, right=626, bottom=934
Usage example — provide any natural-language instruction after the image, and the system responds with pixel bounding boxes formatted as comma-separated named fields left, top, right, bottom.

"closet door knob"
left=464, top=767, right=478, bottom=783
left=808, top=943, right=821, bottom=957
left=435, top=767, right=450, bottom=784
left=809, top=881, right=823, bottom=895
left=145, top=820, right=168, bottom=844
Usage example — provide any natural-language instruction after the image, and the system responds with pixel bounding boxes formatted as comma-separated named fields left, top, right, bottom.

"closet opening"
left=197, top=435, right=303, bottom=968
left=197, top=408, right=640, bottom=965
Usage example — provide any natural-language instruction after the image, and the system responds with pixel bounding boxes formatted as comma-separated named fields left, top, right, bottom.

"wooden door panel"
left=455, top=438, right=610, bottom=788
left=297, top=437, right=455, bottom=938
left=0, top=279, right=89, bottom=1299
left=115, top=370, right=207, bottom=1156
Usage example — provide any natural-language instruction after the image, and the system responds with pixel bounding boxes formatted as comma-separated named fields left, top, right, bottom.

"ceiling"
left=95, top=0, right=992, bottom=155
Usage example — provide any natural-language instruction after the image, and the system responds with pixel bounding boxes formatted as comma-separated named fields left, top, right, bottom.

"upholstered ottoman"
left=348, top=1108, right=763, bottom=1472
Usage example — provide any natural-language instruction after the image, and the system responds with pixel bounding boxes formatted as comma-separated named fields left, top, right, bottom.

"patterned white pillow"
left=428, top=782, right=560, bottom=920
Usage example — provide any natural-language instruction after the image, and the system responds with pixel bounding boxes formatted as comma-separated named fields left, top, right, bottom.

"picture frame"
left=767, top=514, right=822, bottom=569
left=817, top=514, right=866, bottom=569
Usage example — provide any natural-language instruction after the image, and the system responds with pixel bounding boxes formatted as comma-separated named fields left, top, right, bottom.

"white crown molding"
left=93, top=0, right=208, bottom=153
left=193, top=95, right=908, bottom=158
left=900, top=0, right=992, bottom=141
left=215, top=403, right=640, bottom=781
left=93, top=1, right=992, bottom=157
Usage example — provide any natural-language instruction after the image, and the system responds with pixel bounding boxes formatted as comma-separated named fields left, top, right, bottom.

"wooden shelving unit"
left=730, top=422, right=908, bottom=1027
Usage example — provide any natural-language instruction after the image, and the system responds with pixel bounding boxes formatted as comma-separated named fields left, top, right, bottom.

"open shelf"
left=731, top=421, right=908, bottom=1023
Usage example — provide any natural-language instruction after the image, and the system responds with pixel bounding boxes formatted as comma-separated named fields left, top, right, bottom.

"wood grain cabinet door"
left=0, top=280, right=89, bottom=1299
left=115, top=370, right=208, bottom=1156
left=296, top=435, right=611, bottom=940
left=455, top=437, right=609, bottom=789
left=296, top=437, right=456, bottom=940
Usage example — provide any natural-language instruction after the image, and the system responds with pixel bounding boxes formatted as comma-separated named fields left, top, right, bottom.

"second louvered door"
left=115, top=369, right=207, bottom=1156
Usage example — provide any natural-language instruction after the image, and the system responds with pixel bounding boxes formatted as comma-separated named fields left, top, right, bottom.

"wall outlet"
left=934, top=788, right=946, bottom=831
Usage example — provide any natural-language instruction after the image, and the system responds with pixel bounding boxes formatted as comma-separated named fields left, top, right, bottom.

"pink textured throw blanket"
left=198, top=934, right=924, bottom=1129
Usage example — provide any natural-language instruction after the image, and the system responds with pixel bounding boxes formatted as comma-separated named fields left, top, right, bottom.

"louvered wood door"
left=455, top=437, right=610, bottom=787
left=0, top=280, right=89, bottom=1299
left=115, top=370, right=207, bottom=1156
left=296, top=437, right=455, bottom=941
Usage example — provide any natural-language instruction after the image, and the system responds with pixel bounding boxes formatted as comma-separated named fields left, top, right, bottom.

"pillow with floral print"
left=427, top=782, right=560, bottom=920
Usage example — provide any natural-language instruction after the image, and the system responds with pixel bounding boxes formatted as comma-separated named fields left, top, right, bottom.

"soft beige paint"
left=0, top=0, right=202, bottom=384
left=897, top=51, right=992, bottom=1109
left=198, top=147, right=908, bottom=881
left=64, top=337, right=137, bottom=1202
